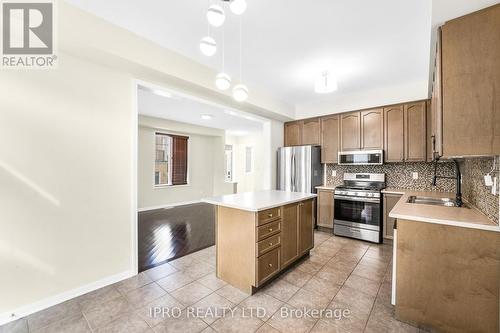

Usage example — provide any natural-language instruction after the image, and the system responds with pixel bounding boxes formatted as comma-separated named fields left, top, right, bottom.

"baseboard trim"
left=137, top=200, right=201, bottom=212
left=0, top=270, right=134, bottom=326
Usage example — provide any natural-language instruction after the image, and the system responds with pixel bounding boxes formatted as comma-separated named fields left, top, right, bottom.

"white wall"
left=0, top=54, right=133, bottom=317
left=137, top=116, right=232, bottom=209
left=226, top=120, right=283, bottom=193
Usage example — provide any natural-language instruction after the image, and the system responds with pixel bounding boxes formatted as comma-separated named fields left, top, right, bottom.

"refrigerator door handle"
left=291, top=153, right=296, bottom=191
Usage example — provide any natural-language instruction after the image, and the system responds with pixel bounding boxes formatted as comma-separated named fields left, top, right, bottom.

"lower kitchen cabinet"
left=383, top=193, right=402, bottom=239
left=298, top=199, right=313, bottom=255
left=317, top=189, right=334, bottom=229
left=395, top=219, right=500, bottom=332
left=215, top=197, right=314, bottom=294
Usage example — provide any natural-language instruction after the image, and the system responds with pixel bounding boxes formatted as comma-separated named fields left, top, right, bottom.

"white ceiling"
left=138, top=86, right=265, bottom=136
left=66, top=0, right=432, bottom=106
left=66, top=0, right=497, bottom=116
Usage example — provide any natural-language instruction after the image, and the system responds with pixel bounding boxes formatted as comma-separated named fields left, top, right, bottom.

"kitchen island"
left=202, top=190, right=317, bottom=294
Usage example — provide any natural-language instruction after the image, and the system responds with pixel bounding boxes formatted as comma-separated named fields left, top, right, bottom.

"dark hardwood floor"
left=138, top=202, right=215, bottom=272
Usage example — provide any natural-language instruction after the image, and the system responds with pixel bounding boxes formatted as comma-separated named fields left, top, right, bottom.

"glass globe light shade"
left=230, top=0, right=247, bottom=15
left=199, top=36, right=217, bottom=56
left=232, top=84, right=249, bottom=102
left=215, top=73, right=231, bottom=90
left=207, top=5, right=225, bottom=27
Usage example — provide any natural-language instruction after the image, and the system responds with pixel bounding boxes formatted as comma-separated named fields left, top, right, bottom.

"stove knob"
left=367, top=193, right=373, bottom=197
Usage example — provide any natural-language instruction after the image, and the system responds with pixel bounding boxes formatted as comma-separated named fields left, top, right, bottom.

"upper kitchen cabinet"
left=404, top=102, right=427, bottom=162
left=284, top=121, right=303, bottom=146
left=301, top=118, right=321, bottom=145
left=320, top=115, right=340, bottom=163
left=284, top=119, right=320, bottom=146
left=430, top=28, right=443, bottom=159
left=440, top=4, right=500, bottom=156
left=361, top=109, right=384, bottom=150
left=384, top=104, right=405, bottom=162
left=340, top=112, right=361, bottom=151
left=384, top=102, right=427, bottom=163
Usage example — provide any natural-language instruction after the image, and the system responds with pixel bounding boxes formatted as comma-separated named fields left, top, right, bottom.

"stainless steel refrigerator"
left=277, top=145, right=323, bottom=193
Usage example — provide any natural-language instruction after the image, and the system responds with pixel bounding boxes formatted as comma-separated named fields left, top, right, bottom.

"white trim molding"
left=0, top=270, right=134, bottom=326
left=137, top=200, right=201, bottom=212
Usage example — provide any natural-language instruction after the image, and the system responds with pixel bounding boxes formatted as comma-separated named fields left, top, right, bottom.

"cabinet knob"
left=269, top=242, right=273, bottom=246
left=268, top=213, right=273, bottom=218
left=269, top=228, right=273, bottom=232
left=268, top=263, right=273, bottom=267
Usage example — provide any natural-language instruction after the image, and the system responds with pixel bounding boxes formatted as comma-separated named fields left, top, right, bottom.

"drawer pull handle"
left=268, top=213, right=273, bottom=218
left=269, top=228, right=273, bottom=232
left=268, top=263, right=273, bottom=267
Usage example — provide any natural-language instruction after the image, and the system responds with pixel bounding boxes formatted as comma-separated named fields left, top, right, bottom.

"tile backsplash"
left=325, top=161, right=457, bottom=191
left=460, top=157, right=499, bottom=224
left=325, top=158, right=500, bottom=224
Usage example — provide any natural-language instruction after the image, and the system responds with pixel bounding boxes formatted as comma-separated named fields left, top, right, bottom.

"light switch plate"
left=492, top=177, right=497, bottom=195
left=412, top=172, right=419, bottom=180
left=484, top=174, right=493, bottom=186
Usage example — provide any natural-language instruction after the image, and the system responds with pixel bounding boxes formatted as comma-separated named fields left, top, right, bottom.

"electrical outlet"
left=412, top=172, right=419, bottom=180
left=485, top=174, right=493, bottom=186
left=331, top=170, right=337, bottom=177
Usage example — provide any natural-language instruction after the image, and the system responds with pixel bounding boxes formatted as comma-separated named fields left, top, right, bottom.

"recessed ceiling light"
left=201, top=114, right=213, bottom=120
left=315, top=71, right=337, bottom=94
left=224, top=110, right=238, bottom=116
left=152, top=89, right=172, bottom=98
left=227, top=130, right=249, bottom=136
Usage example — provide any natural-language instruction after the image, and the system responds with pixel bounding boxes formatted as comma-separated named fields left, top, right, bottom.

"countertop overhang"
left=386, top=188, right=500, bottom=232
left=202, top=190, right=317, bottom=212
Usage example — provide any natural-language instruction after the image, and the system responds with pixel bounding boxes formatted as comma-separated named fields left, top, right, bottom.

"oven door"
left=334, top=195, right=381, bottom=231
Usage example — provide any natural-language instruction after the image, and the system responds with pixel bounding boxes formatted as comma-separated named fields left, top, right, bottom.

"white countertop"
left=202, top=190, right=317, bottom=212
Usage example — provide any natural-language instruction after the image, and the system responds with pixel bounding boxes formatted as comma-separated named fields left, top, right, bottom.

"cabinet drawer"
left=257, top=247, right=280, bottom=285
left=257, top=220, right=281, bottom=241
left=257, top=207, right=281, bottom=225
left=256, top=234, right=280, bottom=257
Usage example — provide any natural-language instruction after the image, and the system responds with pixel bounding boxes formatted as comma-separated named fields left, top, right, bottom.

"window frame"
left=153, top=132, right=190, bottom=188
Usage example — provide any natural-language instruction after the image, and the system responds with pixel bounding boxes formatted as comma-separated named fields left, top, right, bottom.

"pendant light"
left=230, top=0, right=247, bottom=15
left=199, top=36, right=216, bottom=56
left=232, top=17, right=248, bottom=102
left=215, top=23, right=231, bottom=90
left=315, top=71, right=337, bottom=94
left=207, top=4, right=225, bottom=27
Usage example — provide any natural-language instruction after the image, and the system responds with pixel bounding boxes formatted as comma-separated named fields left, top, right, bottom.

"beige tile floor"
left=0, top=231, right=425, bottom=333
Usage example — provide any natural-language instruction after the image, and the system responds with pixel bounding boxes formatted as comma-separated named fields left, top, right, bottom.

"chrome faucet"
left=432, top=157, right=463, bottom=207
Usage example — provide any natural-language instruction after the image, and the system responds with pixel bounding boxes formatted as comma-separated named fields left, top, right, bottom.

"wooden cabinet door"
left=383, top=193, right=402, bottom=239
left=317, top=190, right=334, bottom=228
left=302, top=118, right=320, bottom=145
left=404, top=102, right=427, bottom=162
left=361, top=109, right=384, bottom=150
left=298, top=200, right=313, bottom=255
left=284, top=121, right=303, bottom=146
left=441, top=5, right=500, bottom=156
left=320, top=116, right=340, bottom=163
left=340, top=112, right=361, bottom=151
left=431, top=28, right=443, bottom=159
left=384, top=105, right=405, bottom=162
left=281, top=203, right=299, bottom=267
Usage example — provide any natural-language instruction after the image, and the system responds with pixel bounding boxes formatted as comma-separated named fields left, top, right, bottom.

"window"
left=224, top=145, right=233, bottom=182
left=245, top=146, right=253, bottom=173
left=155, top=133, right=188, bottom=186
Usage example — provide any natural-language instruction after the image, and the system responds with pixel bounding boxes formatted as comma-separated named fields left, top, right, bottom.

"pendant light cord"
left=239, top=16, right=242, bottom=82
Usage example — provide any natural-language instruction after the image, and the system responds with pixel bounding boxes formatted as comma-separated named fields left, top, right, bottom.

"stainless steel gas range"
left=333, top=173, right=386, bottom=243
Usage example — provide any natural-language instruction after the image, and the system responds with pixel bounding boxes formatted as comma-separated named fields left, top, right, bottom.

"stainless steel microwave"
left=338, top=150, right=383, bottom=165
